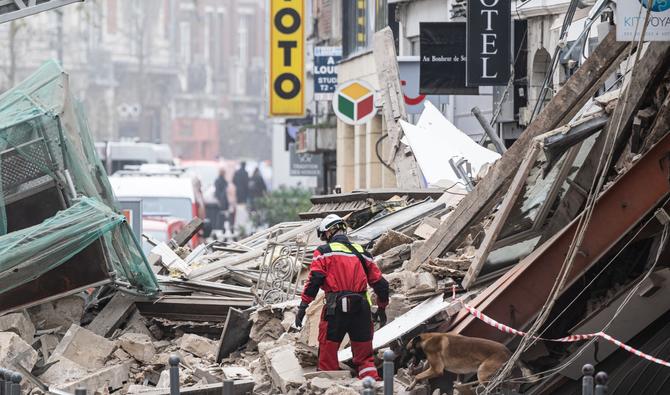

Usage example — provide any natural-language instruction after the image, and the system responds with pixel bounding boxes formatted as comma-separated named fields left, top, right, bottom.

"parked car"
left=95, top=140, right=175, bottom=175
left=109, top=165, right=211, bottom=247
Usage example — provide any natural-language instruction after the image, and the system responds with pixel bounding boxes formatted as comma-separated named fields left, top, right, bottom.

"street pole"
left=472, top=106, right=507, bottom=154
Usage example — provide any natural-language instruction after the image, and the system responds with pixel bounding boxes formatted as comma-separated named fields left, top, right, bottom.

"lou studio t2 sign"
left=466, top=0, right=511, bottom=86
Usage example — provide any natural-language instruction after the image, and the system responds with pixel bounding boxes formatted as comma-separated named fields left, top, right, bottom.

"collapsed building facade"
left=1, top=24, right=670, bottom=395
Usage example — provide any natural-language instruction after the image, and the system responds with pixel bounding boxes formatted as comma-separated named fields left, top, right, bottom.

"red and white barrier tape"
left=452, top=286, right=670, bottom=368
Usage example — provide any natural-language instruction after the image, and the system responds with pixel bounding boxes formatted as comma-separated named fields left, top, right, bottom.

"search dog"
left=404, top=333, right=534, bottom=391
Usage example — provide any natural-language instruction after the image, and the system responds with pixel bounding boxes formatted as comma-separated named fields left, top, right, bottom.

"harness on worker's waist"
left=325, top=291, right=367, bottom=316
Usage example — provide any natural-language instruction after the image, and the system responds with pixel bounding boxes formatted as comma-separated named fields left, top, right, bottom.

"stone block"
left=28, top=295, right=84, bottom=330
left=0, top=331, right=38, bottom=371
left=0, top=312, right=36, bottom=343
left=155, top=369, right=170, bottom=388
left=118, top=332, right=155, bottom=363
left=48, top=324, right=116, bottom=369
left=178, top=334, right=216, bottom=360
left=265, top=345, right=305, bottom=393
left=39, top=357, right=87, bottom=385
left=222, top=366, right=252, bottom=380
left=57, top=363, right=129, bottom=393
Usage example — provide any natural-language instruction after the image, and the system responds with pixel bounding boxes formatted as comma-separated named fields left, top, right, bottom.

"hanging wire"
left=483, top=2, right=654, bottom=390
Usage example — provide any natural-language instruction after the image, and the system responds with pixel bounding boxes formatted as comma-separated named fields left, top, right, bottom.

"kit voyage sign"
left=617, top=0, right=670, bottom=41
left=270, top=0, right=304, bottom=116
left=466, top=0, right=511, bottom=86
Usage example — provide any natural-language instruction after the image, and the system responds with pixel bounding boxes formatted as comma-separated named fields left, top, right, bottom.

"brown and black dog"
left=404, top=333, right=533, bottom=390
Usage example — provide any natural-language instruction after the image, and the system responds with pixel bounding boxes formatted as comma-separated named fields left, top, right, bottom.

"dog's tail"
left=516, top=360, right=540, bottom=383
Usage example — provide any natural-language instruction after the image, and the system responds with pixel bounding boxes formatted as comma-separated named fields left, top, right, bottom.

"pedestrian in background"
left=248, top=167, right=267, bottom=212
left=232, top=162, right=250, bottom=233
left=214, top=167, right=229, bottom=230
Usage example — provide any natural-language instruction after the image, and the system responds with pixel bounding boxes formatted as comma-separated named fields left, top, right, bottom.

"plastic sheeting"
left=0, top=198, right=157, bottom=294
left=400, top=101, right=501, bottom=185
left=0, top=60, right=158, bottom=295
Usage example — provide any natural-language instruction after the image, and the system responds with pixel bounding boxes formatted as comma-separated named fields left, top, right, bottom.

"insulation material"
left=399, top=101, right=501, bottom=185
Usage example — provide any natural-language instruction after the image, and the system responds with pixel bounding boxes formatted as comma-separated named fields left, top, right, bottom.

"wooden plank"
left=450, top=128, right=670, bottom=343
left=462, top=143, right=541, bottom=289
left=540, top=42, right=670, bottom=244
left=87, top=293, right=136, bottom=337
left=373, top=27, right=423, bottom=189
left=409, top=30, right=630, bottom=269
left=216, top=308, right=252, bottom=362
left=189, top=220, right=318, bottom=280
left=173, top=217, right=203, bottom=247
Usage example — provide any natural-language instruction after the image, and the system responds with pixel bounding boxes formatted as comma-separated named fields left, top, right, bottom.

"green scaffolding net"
left=0, top=60, right=159, bottom=296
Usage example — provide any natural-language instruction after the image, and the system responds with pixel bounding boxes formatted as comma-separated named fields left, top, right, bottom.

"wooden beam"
left=216, top=308, right=251, bottom=362
left=449, top=128, right=670, bottom=343
left=373, top=27, right=423, bottom=189
left=87, top=293, right=136, bottom=337
left=173, top=217, right=203, bottom=247
left=462, top=143, right=541, bottom=289
left=540, top=42, right=670, bottom=244
left=409, top=30, right=630, bottom=269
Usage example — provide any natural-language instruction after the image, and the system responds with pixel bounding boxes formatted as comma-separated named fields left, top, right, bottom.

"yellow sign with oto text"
left=270, top=0, right=304, bottom=116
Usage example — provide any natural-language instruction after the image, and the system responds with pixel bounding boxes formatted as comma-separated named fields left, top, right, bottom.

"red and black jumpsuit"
left=300, top=234, right=390, bottom=380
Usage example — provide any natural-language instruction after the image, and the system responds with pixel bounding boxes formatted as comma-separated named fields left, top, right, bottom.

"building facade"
left=0, top=0, right=271, bottom=161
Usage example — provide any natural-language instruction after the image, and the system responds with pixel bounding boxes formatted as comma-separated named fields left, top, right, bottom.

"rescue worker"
left=295, top=214, right=390, bottom=380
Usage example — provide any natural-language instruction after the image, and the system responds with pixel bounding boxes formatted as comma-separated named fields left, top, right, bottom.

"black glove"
left=375, top=308, right=387, bottom=327
left=295, top=301, right=308, bottom=328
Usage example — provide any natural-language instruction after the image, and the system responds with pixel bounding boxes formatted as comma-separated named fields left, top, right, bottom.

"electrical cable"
left=375, top=133, right=395, bottom=171
left=483, top=3, right=653, bottom=390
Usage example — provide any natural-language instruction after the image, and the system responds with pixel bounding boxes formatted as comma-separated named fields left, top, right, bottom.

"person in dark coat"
left=214, top=168, right=229, bottom=229
left=248, top=167, right=267, bottom=211
left=233, top=161, right=250, bottom=204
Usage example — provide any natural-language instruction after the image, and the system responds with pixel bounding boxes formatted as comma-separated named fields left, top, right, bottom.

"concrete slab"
left=48, top=323, right=116, bottom=369
left=57, top=363, right=130, bottom=393
left=118, top=332, right=156, bottom=363
left=0, top=331, right=38, bottom=371
left=178, top=333, right=216, bottom=360
left=0, top=312, right=36, bottom=343
left=265, top=344, right=305, bottom=392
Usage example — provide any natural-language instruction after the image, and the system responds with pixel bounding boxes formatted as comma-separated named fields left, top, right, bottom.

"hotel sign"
left=466, top=0, right=511, bottom=86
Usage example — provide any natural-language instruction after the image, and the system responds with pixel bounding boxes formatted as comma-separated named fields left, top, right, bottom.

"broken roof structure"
left=0, top=61, right=158, bottom=314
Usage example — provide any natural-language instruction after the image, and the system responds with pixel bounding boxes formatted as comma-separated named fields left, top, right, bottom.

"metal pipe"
left=9, top=373, right=20, bottom=395
left=595, top=372, right=608, bottom=395
left=3, top=370, right=11, bottom=395
left=0, top=368, right=7, bottom=395
left=223, top=379, right=234, bottom=395
left=472, top=106, right=507, bottom=154
left=383, top=350, right=395, bottom=395
left=582, top=364, right=594, bottom=395
left=362, top=377, right=375, bottom=395
left=169, top=355, right=180, bottom=395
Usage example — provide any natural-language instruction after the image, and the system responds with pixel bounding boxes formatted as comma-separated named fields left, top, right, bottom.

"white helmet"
left=317, top=214, right=345, bottom=241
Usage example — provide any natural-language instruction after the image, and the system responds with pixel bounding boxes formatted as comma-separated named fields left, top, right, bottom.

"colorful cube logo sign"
left=332, top=80, right=377, bottom=125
